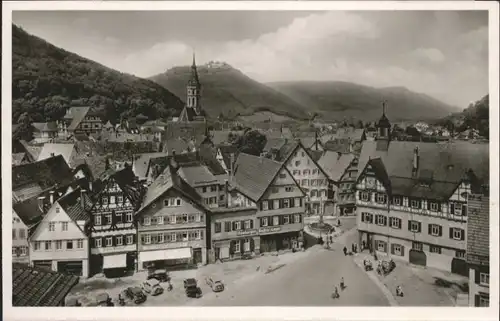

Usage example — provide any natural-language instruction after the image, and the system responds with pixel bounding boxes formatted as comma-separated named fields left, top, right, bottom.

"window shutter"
left=428, top=224, right=432, bottom=235
left=290, top=198, right=295, bottom=207
left=383, top=216, right=387, bottom=226
left=298, top=214, right=302, bottom=223
left=408, top=220, right=412, bottom=231
left=438, top=225, right=443, bottom=237
left=229, top=241, right=235, bottom=255
left=279, top=216, right=283, bottom=225
left=474, top=295, right=480, bottom=307
left=101, top=237, right=107, bottom=247
left=232, top=221, right=237, bottom=230
left=269, top=216, right=274, bottom=226
left=475, top=269, right=480, bottom=284
left=450, top=203, right=455, bottom=214
left=426, top=201, right=430, bottom=210
left=250, top=238, right=255, bottom=251
left=91, top=237, right=95, bottom=248
left=240, top=221, right=245, bottom=230
left=132, top=234, right=136, bottom=244
left=418, top=222, right=422, bottom=233
left=462, top=205, right=467, bottom=217
left=449, top=227, right=454, bottom=239
left=268, top=200, right=273, bottom=210
left=250, top=220, right=254, bottom=229
left=391, top=244, right=395, bottom=254
left=361, top=213, right=365, bottom=222
left=259, top=202, right=263, bottom=211
left=401, top=245, right=405, bottom=257
left=383, top=242, right=387, bottom=253
left=460, top=229, right=465, bottom=241
left=240, top=239, right=245, bottom=252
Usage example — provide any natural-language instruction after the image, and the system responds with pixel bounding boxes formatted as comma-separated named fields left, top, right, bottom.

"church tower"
left=375, top=100, right=392, bottom=151
left=186, top=52, right=202, bottom=115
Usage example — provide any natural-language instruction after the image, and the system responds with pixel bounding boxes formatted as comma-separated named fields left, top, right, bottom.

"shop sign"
left=237, top=229, right=257, bottom=236
left=258, top=226, right=281, bottom=234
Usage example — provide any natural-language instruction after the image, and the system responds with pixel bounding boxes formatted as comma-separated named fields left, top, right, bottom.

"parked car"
left=147, top=269, right=170, bottom=282
left=183, top=278, right=202, bottom=298
left=205, top=277, right=224, bottom=292
left=142, top=278, right=164, bottom=296
left=119, top=287, right=147, bottom=305
left=65, top=298, right=81, bottom=307
left=96, top=293, right=114, bottom=306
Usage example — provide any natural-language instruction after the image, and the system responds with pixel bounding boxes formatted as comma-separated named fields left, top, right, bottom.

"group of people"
left=332, top=277, right=346, bottom=299
left=342, top=243, right=358, bottom=256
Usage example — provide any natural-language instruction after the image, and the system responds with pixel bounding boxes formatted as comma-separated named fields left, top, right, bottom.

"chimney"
left=50, top=152, right=55, bottom=157
left=413, top=146, right=419, bottom=172
left=49, top=190, right=55, bottom=204
left=37, top=196, right=46, bottom=213
left=229, top=153, right=235, bottom=182
left=80, top=189, right=87, bottom=209
left=224, top=179, right=230, bottom=208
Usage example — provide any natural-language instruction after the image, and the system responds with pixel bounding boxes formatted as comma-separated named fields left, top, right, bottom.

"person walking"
left=343, top=246, right=348, bottom=256
left=340, top=277, right=345, bottom=290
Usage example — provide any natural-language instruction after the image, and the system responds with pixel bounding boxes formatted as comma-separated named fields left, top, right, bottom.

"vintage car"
left=119, top=287, right=147, bottom=305
left=183, top=278, right=202, bottom=298
left=147, top=269, right=170, bottom=282
left=205, top=277, right=225, bottom=292
left=96, top=293, right=114, bottom=306
left=65, top=298, right=81, bottom=307
left=142, top=278, right=164, bottom=296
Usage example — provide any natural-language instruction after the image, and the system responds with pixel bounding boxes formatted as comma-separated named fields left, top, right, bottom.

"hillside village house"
left=135, top=163, right=209, bottom=270
left=88, top=166, right=144, bottom=275
left=29, top=188, right=92, bottom=277
left=60, top=106, right=103, bottom=136
left=467, top=194, right=490, bottom=307
left=264, top=139, right=333, bottom=216
left=32, top=122, right=59, bottom=143
left=12, top=197, right=45, bottom=264
left=355, top=108, right=489, bottom=274
left=228, top=153, right=306, bottom=253
left=318, top=151, right=359, bottom=216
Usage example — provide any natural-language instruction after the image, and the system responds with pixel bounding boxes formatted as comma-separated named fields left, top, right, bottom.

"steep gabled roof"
left=12, top=155, right=73, bottom=190
left=37, top=143, right=75, bottom=165
left=12, top=153, right=27, bottom=166
left=95, top=166, right=144, bottom=207
left=13, top=197, right=45, bottom=227
left=231, top=153, right=283, bottom=202
left=12, top=263, right=79, bottom=307
left=467, top=194, right=489, bottom=265
left=57, top=188, right=93, bottom=222
left=65, top=106, right=94, bottom=130
left=318, top=151, right=356, bottom=182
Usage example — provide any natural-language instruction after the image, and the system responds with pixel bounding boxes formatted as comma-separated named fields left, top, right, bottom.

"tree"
left=405, top=126, right=421, bottom=137
left=13, top=112, right=34, bottom=141
left=235, top=130, right=267, bottom=156
left=356, top=120, right=364, bottom=129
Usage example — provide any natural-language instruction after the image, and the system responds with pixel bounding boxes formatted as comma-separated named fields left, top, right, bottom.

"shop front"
left=138, top=247, right=194, bottom=271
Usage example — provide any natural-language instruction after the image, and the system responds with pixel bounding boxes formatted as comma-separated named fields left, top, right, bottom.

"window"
left=110, top=196, right=115, bottom=204
left=294, top=214, right=301, bottom=224
left=430, top=202, right=438, bottom=211
left=376, top=241, right=386, bottom=252
left=95, top=215, right=102, bottom=226
left=45, top=241, right=52, bottom=251
left=34, top=241, right=41, bottom=251
left=19, top=229, right=26, bottom=239
left=117, top=196, right=123, bottom=203
left=302, top=179, right=308, bottom=186
left=102, top=196, right=108, bottom=204
left=411, top=199, right=420, bottom=209
left=480, top=273, right=489, bottom=286
left=182, top=232, right=188, bottom=242
left=392, top=244, right=403, bottom=256
left=144, top=234, right=151, bottom=244
left=389, top=217, right=401, bottom=229
left=116, top=213, right=123, bottom=224
left=279, top=173, right=286, bottom=179
left=295, top=198, right=301, bottom=207
left=116, top=236, right=123, bottom=246
left=56, top=240, right=62, bottom=250
left=295, top=161, right=301, bottom=166
left=234, top=221, right=241, bottom=230
left=479, top=296, right=489, bottom=307
left=244, top=239, right=251, bottom=252
left=171, top=233, right=176, bottom=242
left=77, top=239, right=83, bottom=249
left=66, top=240, right=73, bottom=249
left=195, top=231, right=201, bottom=240
left=202, top=187, right=207, bottom=193
left=158, top=233, right=164, bottom=243
left=283, top=199, right=290, bottom=208
left=430, top=245, right=441, bottom=254
left=361, top=212, right=373, bottom=223
left=261, top=217, right=268, bottom=227
left=49, top=222, right=55, bottom=232
left=95, top=238, right=102, bottom=248
left=55, top=207, right=60, bottom=213
left=409, top=220, right=421, bottom=233
left=376, top=193, right=387, bottom=204
left=210, top=185, right=217, bottom=192
left=393, top=197, right=401, bottom=206
left=455, top=250, right=466, bottom=259
left=375, top=215, right=387, bottom=226
left=157, top=216, right=164, bottom=225
left=105, top=214, right=112, bottom=225
left=234, top=241, right=241, bottom=253
left=273, top=216, right=280, bottom=226
left=360, top=192, right=370, bottom=202
left=285, top=186, right=293, bottom=192
left=451, top=202, right=463, bottom=215
left=144, top=217, right=151, bottom=225
left=283, top=215, right=290, bottom=224
left=163, top=199, right=170, bottom=206
left=214, top=222, right=222, bottom=233
left=196, top=214, right=202, bottom=222
left=429, top=224, right=442, bottom=236
left=105, top=237, right=113, bottom=247
left=176, top=199, right=181, bottom=206
left=12, top=229, right=16, bottom=239
left=412, top=242, right=423, bottom=251
left=126, top=213, right=133, bottom=223
left=62, top=222, right=68, bottom=231
left=450, top=228, right=464, bottom=241
left=126, top=235, right=133, bottom=245
left=151, top=217, right=158, bottom=225
left=20, top=247, right=28, bottom=256
left=244, top=220, right=251, bottom=230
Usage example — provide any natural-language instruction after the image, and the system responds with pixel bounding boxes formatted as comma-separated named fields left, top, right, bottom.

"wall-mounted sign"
left=237, top=229, right=258, bottom=236
left=258, top=226, right=281, bottom=234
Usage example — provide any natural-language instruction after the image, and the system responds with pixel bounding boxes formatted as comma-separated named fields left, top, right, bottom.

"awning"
left=103, top=253, right=127, bottom=269
left=139, top=248, right=192, bottom=263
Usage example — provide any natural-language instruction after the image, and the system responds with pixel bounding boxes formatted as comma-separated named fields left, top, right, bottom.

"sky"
left=13, top=10, right=488, bottom=108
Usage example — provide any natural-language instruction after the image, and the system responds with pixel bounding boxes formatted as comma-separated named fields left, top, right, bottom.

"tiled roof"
left=323, top=140, right=351, bottom=154
left=133, top=152, right=169, bottom=180
left=318, top=151, right=356, bottom=182
left=178, top=164, right=219, bottom=186
left=163, top=137, right=197, bottom=154
left=272, top=140, right=299, bottom=162
left=12, top=263, right=79, bottom=307
left=71, top=156, right=108, bottom=179
left=57, top=188, right=93, bottom=222
left=138, top=165, right=203, bottom=214
left=65, top=107, right=92, bottom=130
left=232, top=153, right=283, bottom=202
left=32, top=122, right=58, bottom=132
left=335, top=128, right=366, bottom=142
left=308, top=150, right=323, bottom=162
left=178, top=106, right=204, bottom=122
left=467, top=194, right=489, bottom=265
left=12, top=155, right=74, bottom=191
left=37, top=143, right=75, bottom=165
left=357, top=141, right=489, bottom=200
left=13, top=197, right=45, bottom=227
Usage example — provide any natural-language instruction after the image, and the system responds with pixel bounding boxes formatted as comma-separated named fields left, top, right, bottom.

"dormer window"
left=411, top=199, right=420, bottom=209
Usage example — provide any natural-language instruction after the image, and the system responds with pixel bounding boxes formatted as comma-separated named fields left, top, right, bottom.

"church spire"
left=189, top=50, right=200, bottom=87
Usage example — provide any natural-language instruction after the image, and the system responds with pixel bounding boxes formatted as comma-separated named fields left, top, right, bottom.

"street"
left=189, top=228, right=390, bottom=306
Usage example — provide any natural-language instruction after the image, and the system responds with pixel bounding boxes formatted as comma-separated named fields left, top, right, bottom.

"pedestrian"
left=362, top=240, right=366, bottom=251
left=343, top=246, right=347, bottom=256
left=337, top=219, right=341, bottom=226
left=332, top=286, right=339, bottom=299
left=396, top=285, right=404, bottom=297
left=329, top=235, right=333, bottom=243
left=351, top=243, right=355, bottom=253
left=340, top=277, right=345, bottom=290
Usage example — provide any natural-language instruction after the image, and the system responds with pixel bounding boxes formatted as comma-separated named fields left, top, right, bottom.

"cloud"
left=411, top=48, right=445, bottom=63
